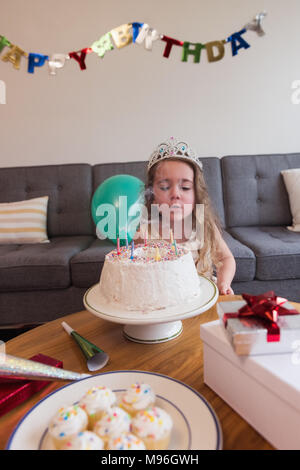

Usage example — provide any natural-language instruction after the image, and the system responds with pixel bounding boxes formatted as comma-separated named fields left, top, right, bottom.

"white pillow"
left=281, top=169, right=300, bottom=232
left=0, top=196, right=49, bottom=244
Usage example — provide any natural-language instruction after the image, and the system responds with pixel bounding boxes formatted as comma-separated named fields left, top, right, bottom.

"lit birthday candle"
left=170, top=229, right=174, bottom=245
left=130, top=240, right=134, bottom=259
left=155, top=246, right=161, bottom=261
left=170, top=229, right=175, bottom=251
left=144, top=229, right=148, bottom=247
left=125, top=222, right=129, bottom=249
left=117, top=237, right=120, bottom=255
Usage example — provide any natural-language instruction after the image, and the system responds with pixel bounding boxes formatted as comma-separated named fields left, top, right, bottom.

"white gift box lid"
left=217, top=300, right=300, bottom=355
left=200, top=320, right=300, bottom=414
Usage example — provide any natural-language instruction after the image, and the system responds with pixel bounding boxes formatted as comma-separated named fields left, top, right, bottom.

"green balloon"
left=91, top=174, right=145, bottom=245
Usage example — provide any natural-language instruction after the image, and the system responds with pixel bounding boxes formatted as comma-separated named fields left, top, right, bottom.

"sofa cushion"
left=222, top=230, right=256, bottom=281
left=0, top=196, right=49, bottom=244
left=0, top=164, right=93, bottom=237
left=71, top=238, right=113, bottom=287
left=93, top=161, right=147, bottom=190
left=0, top=236, right=94, bottom=291
left=201, top=158, right=225, bottom=227
left=93, top=157, right=226, bottom=227
left=229, top=226, right=300, bottom=280
left=231, top=279, right=300, bottom=303
left=0, top=286, right=88, bottom=325
left=222, top=153, right=300, bottom=227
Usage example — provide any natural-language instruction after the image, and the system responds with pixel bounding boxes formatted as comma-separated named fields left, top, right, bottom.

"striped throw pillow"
left=0, top=196, right=49, bottom=244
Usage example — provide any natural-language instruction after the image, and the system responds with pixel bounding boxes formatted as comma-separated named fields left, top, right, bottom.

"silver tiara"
left=148, top=137, right=203, bottom=171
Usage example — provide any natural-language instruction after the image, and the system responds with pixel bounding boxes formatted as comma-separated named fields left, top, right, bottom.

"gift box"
left=217, top=292, right=300, bottom=355
left=0, top=354, right=63, bottom=417
left=200, top=320, right=300, bottom=450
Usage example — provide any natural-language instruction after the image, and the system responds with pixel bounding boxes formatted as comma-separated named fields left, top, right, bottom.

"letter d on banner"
left=0, top=80, right=6, bottom=104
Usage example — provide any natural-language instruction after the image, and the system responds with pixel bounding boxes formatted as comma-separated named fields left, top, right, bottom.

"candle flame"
left=155, top=246, right=161, bottom=261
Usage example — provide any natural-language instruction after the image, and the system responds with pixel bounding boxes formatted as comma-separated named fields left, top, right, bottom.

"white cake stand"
left=83, top=275, right=218, bottom=344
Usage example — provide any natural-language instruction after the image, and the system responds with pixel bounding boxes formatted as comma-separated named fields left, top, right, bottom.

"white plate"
left=7, top=371, right=222, bottom=450
left=83, top=275, right=218, bottom=325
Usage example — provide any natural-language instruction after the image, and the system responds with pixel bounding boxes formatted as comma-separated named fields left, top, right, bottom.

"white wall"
left=0, top=0, right=300, bottom=168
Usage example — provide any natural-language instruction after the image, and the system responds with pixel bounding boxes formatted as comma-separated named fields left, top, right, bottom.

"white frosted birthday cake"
left=98, top=240, right=201, bottom=312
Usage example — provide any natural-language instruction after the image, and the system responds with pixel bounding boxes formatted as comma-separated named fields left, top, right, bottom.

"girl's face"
left=152, top=160, right=195, bottom=222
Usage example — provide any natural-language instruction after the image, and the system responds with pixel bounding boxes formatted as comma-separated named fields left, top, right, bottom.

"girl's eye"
left=181, top=186, right=192, bottom=191
left=159, top=186, right=170, bottom=191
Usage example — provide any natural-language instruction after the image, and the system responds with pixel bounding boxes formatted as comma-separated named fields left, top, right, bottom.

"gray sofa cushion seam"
left=0, top=264, right=69, bottom=269
left=255, top=253, right=300, bottom=258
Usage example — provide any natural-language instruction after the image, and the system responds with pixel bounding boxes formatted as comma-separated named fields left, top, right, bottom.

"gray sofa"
left=0, top=153, right=300, bottom=328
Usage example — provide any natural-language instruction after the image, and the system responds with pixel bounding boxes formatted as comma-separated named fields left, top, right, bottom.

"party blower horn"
left=62, top=322, right=109, bottom=372
left=0, top=354, right=91, bottom=382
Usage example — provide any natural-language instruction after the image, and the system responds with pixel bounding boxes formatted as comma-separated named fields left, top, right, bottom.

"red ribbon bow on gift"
left=223, top=291, right=299, bottom=342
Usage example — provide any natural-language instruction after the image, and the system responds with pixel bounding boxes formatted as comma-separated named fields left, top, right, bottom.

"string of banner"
left=0, top=12, right=267, bottom=75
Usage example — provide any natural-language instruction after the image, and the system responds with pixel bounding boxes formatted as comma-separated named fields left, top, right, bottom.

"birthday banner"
left=0, top=12, right=266, bottom=75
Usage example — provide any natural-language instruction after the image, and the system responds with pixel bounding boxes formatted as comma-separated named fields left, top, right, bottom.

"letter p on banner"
left=0, top=80, right=6, bottom=104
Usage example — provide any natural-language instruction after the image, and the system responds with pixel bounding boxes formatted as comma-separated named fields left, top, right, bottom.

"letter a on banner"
left=2, top=45, right=27, bottom=69
left=227, top=29, right=250, bottom=56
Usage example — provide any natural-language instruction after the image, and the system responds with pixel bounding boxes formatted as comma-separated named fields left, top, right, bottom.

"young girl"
left=139, top=137, right=236, bottom=295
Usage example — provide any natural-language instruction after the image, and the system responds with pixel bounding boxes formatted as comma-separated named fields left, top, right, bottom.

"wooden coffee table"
left=1, top=295, right=298, bottom=450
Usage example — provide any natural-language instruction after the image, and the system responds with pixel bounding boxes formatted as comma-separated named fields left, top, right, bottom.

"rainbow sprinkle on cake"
left=79, top=386, right=116, bottom=416
left=107, top=432, right=146, bottom=450
left=93, top=406, right=131, bottom=439
left=61, top=431, right=104, bottom=450
left=122, top=382, right=155, bottom=412
left=107, top=240, right=185, bottom=263
left=132, top=406, right=173, bottom=440
left=48, top=404, right=88, bottom=446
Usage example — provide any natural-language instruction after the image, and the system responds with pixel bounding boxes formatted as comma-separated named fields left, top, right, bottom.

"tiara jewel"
left=147, top=137, right=203, bottom=171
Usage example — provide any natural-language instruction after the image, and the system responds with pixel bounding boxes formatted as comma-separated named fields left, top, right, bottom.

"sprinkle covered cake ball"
left=93, top=406, right=131, bottom=447
left=48, top=404, right=88, bottom=449
left=61, top=431, right=104, bottom=450
left=107, top=432, right=146, bottom=450
left=131, top=406, right=173, bottom=450
left=121, top=382, right=155, bottom=416
left=78, top=386, right=116, bottom=429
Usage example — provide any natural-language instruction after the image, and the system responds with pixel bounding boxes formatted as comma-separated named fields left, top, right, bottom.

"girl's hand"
left=218, top=283, right=234, bottom=295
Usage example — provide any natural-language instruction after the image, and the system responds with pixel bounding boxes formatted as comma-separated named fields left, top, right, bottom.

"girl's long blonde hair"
left=145, top=159, right=222, bottom=277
